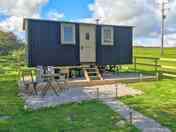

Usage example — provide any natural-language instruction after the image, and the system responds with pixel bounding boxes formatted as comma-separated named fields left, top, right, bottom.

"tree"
left=0, top=31, right=24, bottom=55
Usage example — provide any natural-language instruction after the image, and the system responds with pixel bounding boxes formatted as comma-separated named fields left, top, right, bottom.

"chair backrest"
left=21, top=70, right=34, bottom=84
left=36, top=66, right=44, bottom=82
left=53, top=67, right=68, bottom=82
left=60, top=68, right=69, bottom=75
left=48, top=66, right=55, bottom=74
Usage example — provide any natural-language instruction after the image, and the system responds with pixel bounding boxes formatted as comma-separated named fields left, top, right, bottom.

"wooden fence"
left=134, top=56, right=176, bottom=78
left=133, top=56, right=160, bottom=73
left=160, top=58, right=176, bottom=78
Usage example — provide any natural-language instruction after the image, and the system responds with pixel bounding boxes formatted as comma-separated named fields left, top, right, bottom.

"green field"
left=120, top=47, right=176, bottom=131
left=134, top=47, right=176, bottom=58
left=0, top=55, right=137, bottom=132
left=122, top=47, right=176, bottom=72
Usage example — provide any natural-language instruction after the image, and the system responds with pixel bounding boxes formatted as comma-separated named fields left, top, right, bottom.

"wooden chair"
left=54, top=67, right=69, bottom=93
left=21, top=69, right=38, bottom=96
left=39, top=67, right=69, bottom=97
left=41, top=74, right=59, bottom=97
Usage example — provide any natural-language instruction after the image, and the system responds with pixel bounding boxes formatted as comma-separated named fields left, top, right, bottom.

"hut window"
left=101, top=26, right=114, bottom=46
left=61, top=23, right=76, bottom=44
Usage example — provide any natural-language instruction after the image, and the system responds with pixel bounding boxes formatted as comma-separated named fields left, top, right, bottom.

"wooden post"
left=129, top=111, right=133, bottom=124
left=129, top=106, right=133, bottom=124
left=115, top=84, right=118, bottom=98
left=156, top=72, right=160, bottom=80
left=154, top=59, right=158, bottom=73
left=134, top=57, right=137, bottom=72
left=139, top=73, right=143, bottom=81
left=96, top=88, right=99, bottom=99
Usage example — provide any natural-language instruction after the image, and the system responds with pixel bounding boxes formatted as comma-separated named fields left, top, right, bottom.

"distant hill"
left=133, top=46, right=145, bottom=48
left=133, top=45, right=176, bottom=48
left=0, top=31, right=24, bottom=54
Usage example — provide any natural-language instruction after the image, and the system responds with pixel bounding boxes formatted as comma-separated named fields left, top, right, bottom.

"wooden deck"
left=19, top=72, right=157, bottom=95
left=67, top=72, right=157, bottom=87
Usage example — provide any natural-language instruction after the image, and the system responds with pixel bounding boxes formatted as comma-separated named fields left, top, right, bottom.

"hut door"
left=80, top=24, right=96, bottom=63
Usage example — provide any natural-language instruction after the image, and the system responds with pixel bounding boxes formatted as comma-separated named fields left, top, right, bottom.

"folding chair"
left=54, top=67, right=69, bottom=93
left=21, top=69, right=38, bottom=96
left=41, top=74, right=59, bottom=97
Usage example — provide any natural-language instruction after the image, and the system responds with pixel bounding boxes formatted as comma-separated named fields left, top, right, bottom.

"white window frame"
left=61, top=23, right=76, bottom=44
left=101, top=26, right=114, bottom=46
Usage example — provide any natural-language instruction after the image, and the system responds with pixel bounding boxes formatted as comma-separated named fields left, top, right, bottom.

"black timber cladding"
left=26, top=19, right=133, bottom=67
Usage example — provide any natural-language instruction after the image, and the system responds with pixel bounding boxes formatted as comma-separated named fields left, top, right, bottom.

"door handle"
left=81, top=46, right=84, bottom=50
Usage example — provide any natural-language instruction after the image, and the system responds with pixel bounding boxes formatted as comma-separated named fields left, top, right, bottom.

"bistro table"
left=41, top=73, right=60, bottom=97
left=41, top=73, right=69, bottom=97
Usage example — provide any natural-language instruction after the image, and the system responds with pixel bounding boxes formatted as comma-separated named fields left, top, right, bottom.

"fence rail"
left=133, top=56, right=176, bottom=78
left=134, top=56, right=160, bottom=73
left=160, top=58, right=176, bottom=78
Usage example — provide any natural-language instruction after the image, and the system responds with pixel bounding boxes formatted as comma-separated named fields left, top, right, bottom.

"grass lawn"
left=120, top=79, right=176, bottom=131
left=0, top=54, right=138, bottom=132
left=1, top=100, right=138, bottom=132
left=120, top=47, right=176, bottom=131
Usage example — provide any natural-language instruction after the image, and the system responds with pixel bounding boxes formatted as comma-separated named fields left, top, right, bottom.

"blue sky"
left=41, top=0, right=94, bottom=20
left=0, top=0, right=94, bottom=22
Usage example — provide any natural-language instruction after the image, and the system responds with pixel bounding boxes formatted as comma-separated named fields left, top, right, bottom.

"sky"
left=0, top=0, right=176, bottom=47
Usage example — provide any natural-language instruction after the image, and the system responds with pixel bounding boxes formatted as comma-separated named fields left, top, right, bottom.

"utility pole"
left=157, top=0, right=169, bottom=56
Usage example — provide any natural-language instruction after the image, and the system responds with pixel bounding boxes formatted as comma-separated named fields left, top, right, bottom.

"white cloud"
left=0, top=0, right=48, bottom=17
left=0, top=13, right=41, bottom=33
left=0, top=0, right=48, bottom=39
left=89, top=0, right=158, bottom=36
left=88, top=0, right=176, bottom=47
left=165, top=33, right=176, bottom=47
left=0, top=16, right=22, bottom=32
left=47, top=10, right=64, bottom=20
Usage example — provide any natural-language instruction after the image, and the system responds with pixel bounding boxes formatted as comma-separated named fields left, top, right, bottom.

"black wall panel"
left=26, top=19, right=133, bottom=67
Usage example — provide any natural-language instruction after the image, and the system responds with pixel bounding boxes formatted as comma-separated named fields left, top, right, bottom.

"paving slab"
left=23, top=88, right=92, bottom=110
left=101, top=98, right=171, bottom=132
left=22, top=84, right=143, bottom=109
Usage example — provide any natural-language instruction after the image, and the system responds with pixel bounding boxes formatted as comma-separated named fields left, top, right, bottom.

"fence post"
left=134, top=57, right=137, bottom=72
left=96, top=88, right=99, bottom=100
left=129, top=111, right=133, bottom=124
left=139, top=73, right=143, bottom=81
left=115, top=85, right=118, bottom=98
left=156, top=72, right=160, bottom=80
left=154, top=59, right=158, bottom=73
left=129, top=106, right=133, bottom=124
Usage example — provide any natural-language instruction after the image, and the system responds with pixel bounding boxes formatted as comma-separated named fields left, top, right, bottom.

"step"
left=83, top=66, right=102, bottom=81
left=87, top=73, right=98, bottom=76
left=87, top=70, right=97, bottom=73
left=89, top=74, right=98, bottom=77
left=89, top=76, right=99, bottom=80
left=85, top=68, right=97, bottom=70
left=87, top=71, right=97, bottom=73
